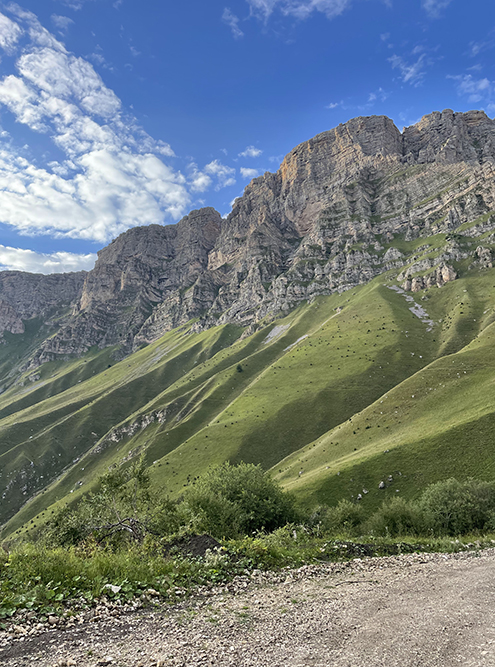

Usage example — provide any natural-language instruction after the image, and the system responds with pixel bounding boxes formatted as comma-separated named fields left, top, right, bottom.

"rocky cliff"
left=2, top=109, right=495, bottom=365
left=0, top=271, right=86, bottom=337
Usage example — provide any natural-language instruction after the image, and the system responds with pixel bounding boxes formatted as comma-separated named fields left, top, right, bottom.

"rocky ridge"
left=2, top=109, right=495, bottom=365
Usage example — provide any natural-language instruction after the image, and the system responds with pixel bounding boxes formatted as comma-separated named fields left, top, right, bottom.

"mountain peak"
left=1, top=109, right=495, bottom=366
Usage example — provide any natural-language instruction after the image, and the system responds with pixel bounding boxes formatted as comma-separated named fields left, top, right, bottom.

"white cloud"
left=57, top=0, right=89, bottom=10
left=449, top=74, right=493, bottom=104
left=204, top=160, right=236, bottom=190
left=239, top=145, right=262, bottom=157
left=367, top=87, right=389, bottom=104
left=222, top=8, right=244, bottom=39
left=0, top=245, right=96, bottom=273
left=188, top=163, right=213, bottom=193
left=240, top=167, right=259, bottom=179
left=87, top=47, right=113, bottom=71
left=247, top=0, right=279, bottom=21
left=421, top=0, right=452, bottom=18
left=469, top=34, right=495, bottom=58
left=246, top=0, right=352, bottom=22
left=0, top=147, right=189, bottom=242
left=325, top=101, right=340, bottom=109
left=0, top=8, right=191, bottom=242
left=17, top=48, right=122, bottom=119
left=0, top=11, right=23, bottom=54
left=51, top=14, right=74, bottom=33
left=389, top=53, right=427, bottom=86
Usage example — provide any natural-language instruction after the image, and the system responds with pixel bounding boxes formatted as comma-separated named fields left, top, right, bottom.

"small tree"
left=45, top=457, right=179, bottom=547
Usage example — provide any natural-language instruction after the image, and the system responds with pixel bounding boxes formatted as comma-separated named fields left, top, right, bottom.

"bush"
left=310, top=500, right=365, bottom=536
left=44, top=458, right=180, bottom=547
left=366, top=497, right=422, bottom=537
left=181, top=462, right=297, bottom=539
left=418, top=478, right=495, bottom=536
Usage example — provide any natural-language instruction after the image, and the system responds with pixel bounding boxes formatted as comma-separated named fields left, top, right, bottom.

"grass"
left=3, top=224, right=495, bottom=539
left=274, top=274, right=495, bottom=509
left=1, top=528, right=493, bottom=627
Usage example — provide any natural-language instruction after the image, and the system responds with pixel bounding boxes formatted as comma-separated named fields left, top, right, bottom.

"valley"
left=2, top=109, right=495, bottom=537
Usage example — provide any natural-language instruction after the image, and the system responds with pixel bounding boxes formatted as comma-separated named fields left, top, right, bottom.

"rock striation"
left=0, top=271, right=86, bottom=344
left=2, top=109, right=495, bottom=365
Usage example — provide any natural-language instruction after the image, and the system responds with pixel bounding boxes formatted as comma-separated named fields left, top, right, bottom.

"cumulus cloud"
left=239, top=145, right=262, bottom=158
left=0, top=11, right=23, bottom=54
left=0, top=8, right=191, bottom=243
left=188, top=163, right=213, bottom=193
left=449, top=74, right=493, bottom=104
left=222, top=8, right=244, bottom=39
left=204, top=160, right=236, bottom=190
left=240, top=167, right=259, bottom=179
left=0, top=245, right=96, bottom=273
left=421, top=0, right=452, bottom=18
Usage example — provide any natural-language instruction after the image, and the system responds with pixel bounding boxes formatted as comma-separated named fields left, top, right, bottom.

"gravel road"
left=1, top=548, right=495, bottom=667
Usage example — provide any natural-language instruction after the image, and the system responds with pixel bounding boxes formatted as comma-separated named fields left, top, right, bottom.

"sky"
left=0, top=0, right=493, bottom=274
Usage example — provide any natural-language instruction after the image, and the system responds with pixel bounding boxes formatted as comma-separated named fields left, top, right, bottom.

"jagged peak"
left=97, top=207, right=222, bottom=266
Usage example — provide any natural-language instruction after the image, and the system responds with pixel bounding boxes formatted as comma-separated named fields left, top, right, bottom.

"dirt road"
left=2, top=548, right=495, bottom=667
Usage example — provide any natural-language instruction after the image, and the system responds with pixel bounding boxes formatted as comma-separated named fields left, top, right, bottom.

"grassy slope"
left=0, top=323, right=244, bottom=530
left=274, top=271, right=495, bottom=510
left=3, top=253, right=495, bottom=539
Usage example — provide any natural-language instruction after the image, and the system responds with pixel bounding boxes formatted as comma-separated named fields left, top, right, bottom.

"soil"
left=163, top=534, right=222, bottom=559
left=1, top=547, right=495, bottom=667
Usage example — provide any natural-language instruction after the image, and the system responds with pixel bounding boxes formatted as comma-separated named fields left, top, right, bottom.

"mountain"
left=2, top=108, right=495, bottom=537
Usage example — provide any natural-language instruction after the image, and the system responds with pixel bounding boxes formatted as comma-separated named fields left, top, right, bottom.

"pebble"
left=2, top=548, right=495, bottom=667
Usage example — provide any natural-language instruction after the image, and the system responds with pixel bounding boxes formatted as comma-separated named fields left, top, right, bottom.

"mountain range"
left=2, top=108, right=495, bottom=538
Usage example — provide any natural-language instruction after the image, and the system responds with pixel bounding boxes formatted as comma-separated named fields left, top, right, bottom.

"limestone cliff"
left=0, top=271, right=86, bottom=343
left=2, top=109, right=495, bottom=365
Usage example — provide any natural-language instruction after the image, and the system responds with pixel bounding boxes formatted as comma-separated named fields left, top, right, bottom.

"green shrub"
left=418, top=478, right=495, bottom=536
left=366, top=497, right=422, bottom=537
left=44, top=458, right=179, bottom=547
left=310, top=499, right=365, bottom=536
left=182, top=462, right=297, bottom=539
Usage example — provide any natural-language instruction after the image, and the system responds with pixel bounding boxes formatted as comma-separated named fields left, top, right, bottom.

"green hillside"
left=2, top=241, right=495, bottom=539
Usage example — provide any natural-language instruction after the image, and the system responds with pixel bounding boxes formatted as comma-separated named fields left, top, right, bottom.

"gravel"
left=1, top=548, right=495, bottom=667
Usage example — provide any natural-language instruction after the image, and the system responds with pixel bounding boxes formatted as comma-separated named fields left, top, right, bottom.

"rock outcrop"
left=0, top=271, right=86, bottom=335
left=2, top=109, right=495, bottom=365
left=401, top=264, right=457, bottom=292
left=0, top=299, right=24, bottom=334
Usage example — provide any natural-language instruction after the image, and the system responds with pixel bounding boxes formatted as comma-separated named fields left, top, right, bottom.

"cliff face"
left=2, top=109, right=495, bottom=364
left=0, top=271, right=86, bottom=337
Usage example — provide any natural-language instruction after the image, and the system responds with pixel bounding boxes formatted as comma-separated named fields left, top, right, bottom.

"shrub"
left=44, top=458, right=179, bottom=547
left=182, top=462, right=297, bottom=539
left=366, top=497, right=422, bottom=537
left=310, top=500, right=365, bottom=536
left=418, top=478, right=495, bottom=536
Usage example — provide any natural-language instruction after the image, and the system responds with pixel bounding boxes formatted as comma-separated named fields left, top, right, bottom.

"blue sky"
left=0, top=0, right=493, bottom=273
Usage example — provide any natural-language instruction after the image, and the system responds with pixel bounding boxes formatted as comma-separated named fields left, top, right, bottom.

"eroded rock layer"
left=2, top=109, right=495, bottom=364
